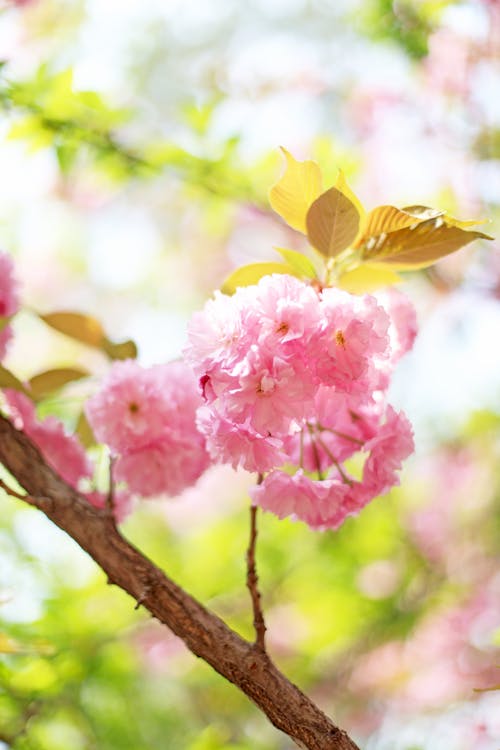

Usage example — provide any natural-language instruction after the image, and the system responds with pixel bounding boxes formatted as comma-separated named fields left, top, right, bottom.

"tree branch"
left=0, top=413, right=360, bottom=750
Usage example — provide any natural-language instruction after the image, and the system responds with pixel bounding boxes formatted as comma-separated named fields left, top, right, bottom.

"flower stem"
left=246, top=476, right=267, bottom=651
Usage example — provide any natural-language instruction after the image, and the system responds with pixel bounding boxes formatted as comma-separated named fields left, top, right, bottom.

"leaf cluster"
left=222, top=149, right=493, bottom=294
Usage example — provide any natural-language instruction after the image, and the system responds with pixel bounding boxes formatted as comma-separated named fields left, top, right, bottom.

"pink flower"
left=85, top=360, right=174, bottom=454
left=362, top=407, right=414, bottom=496
left=251, top=470, right=353, bottom=530
left=249, top=273, right=321, bottom=348
left=376, top=287, right=418, bottom=365
left=85, top=360, right=211, bottom=499
left=223, top=346, right=315, bottom=435
left=197, top=406, right=285, bottom=472
left=0, top=252, right=20, bottom=362
left=4, top=390, right=92, bottom=490
left=185, top=274, right=416, bottom=529
left=114, top=438, right=208, bottom=498
left=313, top=288, right=390, bottom=391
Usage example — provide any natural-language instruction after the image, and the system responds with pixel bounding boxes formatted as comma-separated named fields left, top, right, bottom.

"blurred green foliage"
left=0, top=64, right=263, bottom=203
left=353, top=0, right=454, bottom=59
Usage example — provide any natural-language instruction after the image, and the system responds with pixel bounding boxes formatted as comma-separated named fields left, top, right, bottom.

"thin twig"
left=315, top=434, right=353, bottom=486
left=106, top=454, right=116, bottom=521
left=307, top=424, right=324, bottom=481
left=0, top=476, right=52, bottom=511
left=316, top=424, right=364, bottom=446
left=246, top=476, right=266, bottom=651
left=0, top=476, right=25, bottom=500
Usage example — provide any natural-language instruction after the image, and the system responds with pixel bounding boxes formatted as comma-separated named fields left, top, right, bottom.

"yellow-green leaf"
left=335, top=169, right=365, bottom=220
left=39, top=311, right=137, bottom=360
left=102, top=339, right=138, bottom=360
left=402, top=205, right=486, bottom=230
left=29, top=367, right=89, bottom=401
left=40, top=311, right=105, bottom=348
left=0, top=316, right=12, bottom=333
left=0, top=633, right=20, bottom=654
left=75, top=410, right=96, bottom=449
left=221, top=262, right=300, bottom=295
left=354, top=205, right=418, bottom=249
left=306, top=187, right=361, bottom=258
left=362, top=217, right=493, bottom=268
left=274, top=247, right=317, bottom=279
left=474, top=684, right=500, bottom=693
left=401, top=205, right=443, bottom=221
left=0, top=365, right=31, bottom=396
left=269, top=148, right=322, bottom=233
left=337, top=264, right=401, bottom=293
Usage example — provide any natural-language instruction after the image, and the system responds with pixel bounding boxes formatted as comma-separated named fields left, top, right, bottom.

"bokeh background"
left=1, top=1, right=500, bottom=748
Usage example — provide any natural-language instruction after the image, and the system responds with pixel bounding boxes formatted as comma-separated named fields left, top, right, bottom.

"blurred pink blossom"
left=0, top=251, right=20, bottom=362
left=4, top=390, right=91, bottom=489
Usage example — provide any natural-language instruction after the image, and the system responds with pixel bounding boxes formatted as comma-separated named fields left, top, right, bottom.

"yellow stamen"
left=335, top=330, right=346, bottom=348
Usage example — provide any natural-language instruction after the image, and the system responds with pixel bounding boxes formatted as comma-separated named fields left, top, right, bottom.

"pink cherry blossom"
left=185, top=290, right=245, bottom=377
left=362, top=407, right=415, bottom=497
left=185, top=273, right=416, bottom=530
left=222, top=345, right=315, bottom=435
left=197, top=405, right=285, bottom=472
left=4, top=390, right=92, bottom=489
left=85, top=360, right=211, bottom=499
left=250, top=469, right=354, bottom=530
left=376, top=287, right=418, bottom=365
left=85, top=360, right=175, bottom=453
left=0, top=252, right=20, bottom=362
left=114, top=437, right=208, bottom=498
left=312, top=288, right=390, bottom=391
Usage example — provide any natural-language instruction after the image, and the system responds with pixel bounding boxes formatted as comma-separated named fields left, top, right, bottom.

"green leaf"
left=337, top=264, right=401, bottom=293
left=28, top=367, right=89, bottom=401
left=38, top=311, right=137, bottom=360
left=274, top=247, right=317, bottom=279
left=269, top=148, right=323, bottom=233
left=306, top=187, right=361, bottom=258
left=221, top=262, right=301, bottom=295
left=0, top=365, right=31, bottom=396
left=361, top=217, right=493, bottom=268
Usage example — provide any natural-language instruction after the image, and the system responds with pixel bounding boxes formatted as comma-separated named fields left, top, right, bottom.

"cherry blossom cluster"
left=0, top=251, right=19, bottom=362
left=185, top=274, right=416, bottom=530
left=85, top=360, right=211, bottom=499
left=1, top=247, right=416, bottom=532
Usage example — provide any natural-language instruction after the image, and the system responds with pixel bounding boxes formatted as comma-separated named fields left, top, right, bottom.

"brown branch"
left=246, top=501, right=266, bottom=650
left=0, top=414, right=361, bottom=750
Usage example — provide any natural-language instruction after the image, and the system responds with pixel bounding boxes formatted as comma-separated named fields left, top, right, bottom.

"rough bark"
left=0, top=414, right=361, bottom=750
